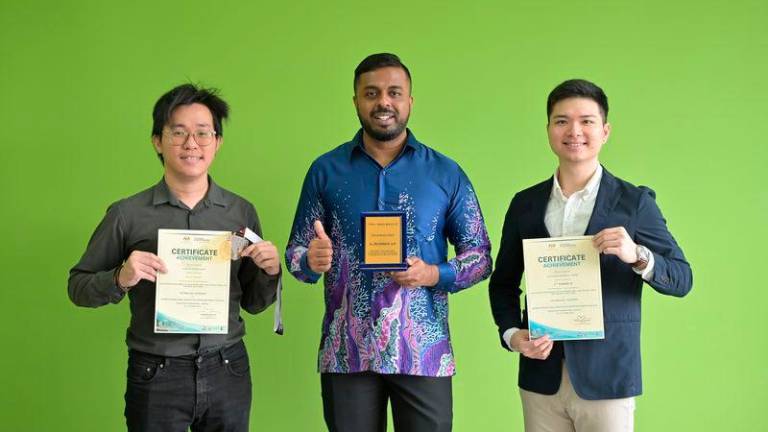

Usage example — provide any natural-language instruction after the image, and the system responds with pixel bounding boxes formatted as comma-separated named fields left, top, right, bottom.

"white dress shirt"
left=504, top=165, right=655, bottom=350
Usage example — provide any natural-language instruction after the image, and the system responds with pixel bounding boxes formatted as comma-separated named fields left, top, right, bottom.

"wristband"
left=114, top=263, right=130, bottom=293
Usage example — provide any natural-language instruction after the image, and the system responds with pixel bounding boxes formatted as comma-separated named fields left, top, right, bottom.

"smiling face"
left=354, top=66, right=413, bottom=142
left=152, top=103, right=221, bottom=183
left=547, top=97, right=610, bottom=168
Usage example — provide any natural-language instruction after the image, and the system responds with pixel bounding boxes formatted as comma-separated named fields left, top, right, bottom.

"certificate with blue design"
left=360, top=211, right=407, bottom=271
left=522, top=236, right=604, bottom=341
left=154, top=229, right=231, bottom=334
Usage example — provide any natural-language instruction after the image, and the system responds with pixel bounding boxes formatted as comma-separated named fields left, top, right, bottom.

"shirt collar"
left=551, top=164, right=603, bottom=201
left=206, top=178, right=227, bottom=207
left=152, top=176, right=228, bottom=209
left=348, top=128, right=420, bottom=160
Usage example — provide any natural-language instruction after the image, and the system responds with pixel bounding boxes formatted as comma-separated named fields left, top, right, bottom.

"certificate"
left=154, top=229, right=231, bottom=334
left=360, top=211, right=407, bottom=271
left=522, top=236, right=604, bottom=341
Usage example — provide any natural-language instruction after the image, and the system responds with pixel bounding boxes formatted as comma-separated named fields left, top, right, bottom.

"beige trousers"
left=519, top=363, right=635, bottom=432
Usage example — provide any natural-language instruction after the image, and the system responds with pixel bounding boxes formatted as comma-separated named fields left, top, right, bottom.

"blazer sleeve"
left=634, top=187, right=693, bottom=298
left=488, top=194, right=526, bottom=350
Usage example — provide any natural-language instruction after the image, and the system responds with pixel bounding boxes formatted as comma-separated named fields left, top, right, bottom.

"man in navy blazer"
left=489, top=79, right=692, bottom=431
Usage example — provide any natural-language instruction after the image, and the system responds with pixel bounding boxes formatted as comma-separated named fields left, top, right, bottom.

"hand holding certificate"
left=235, top=227, right=281, bottom=276
left=233, top=227, right=284, bottom=335
left=522, top=236, right=604, bottom=341
left=116, top=251, right=167, bottom=289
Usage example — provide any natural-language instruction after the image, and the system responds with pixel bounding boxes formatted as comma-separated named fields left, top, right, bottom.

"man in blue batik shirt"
left=286, top=53, right=492, bottom=432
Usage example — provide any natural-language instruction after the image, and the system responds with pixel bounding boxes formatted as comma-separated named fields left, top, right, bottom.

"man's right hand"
left=118, top=251, right=167, bottom=288
left=510, top=329, right=553, bottom=360
left=308, top=220, right=333, bottom=273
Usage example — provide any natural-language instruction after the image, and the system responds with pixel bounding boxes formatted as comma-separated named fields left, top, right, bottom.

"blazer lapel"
left=584, top=167, right=621, bottom=235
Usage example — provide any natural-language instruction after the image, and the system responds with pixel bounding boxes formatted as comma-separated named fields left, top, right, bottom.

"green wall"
left=1, top=0, right=766, bottom=430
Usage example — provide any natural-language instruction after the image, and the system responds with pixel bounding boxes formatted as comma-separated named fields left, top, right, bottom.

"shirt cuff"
left=632, top=246, right=655, bottom=281
left=300, top=252, right=322, bottom=283
left=263, top=267, right=282, bottom=279
left=101, top=268, right=126, bottom=303
left=433, top=262, right=456, bottom=291
left=503, top=327, right=521, bottom=351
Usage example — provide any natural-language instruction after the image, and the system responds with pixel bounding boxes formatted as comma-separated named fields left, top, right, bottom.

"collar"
left=152, top=176, right=228, bottom=208
left=348, top=128, right=420, bottom=160
left=551, top=164, right=603, bottom=202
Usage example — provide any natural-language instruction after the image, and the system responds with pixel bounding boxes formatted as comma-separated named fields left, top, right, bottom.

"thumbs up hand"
left=308, top=220, right=333, bottom=273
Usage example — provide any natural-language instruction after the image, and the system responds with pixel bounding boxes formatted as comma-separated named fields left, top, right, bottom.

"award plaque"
left=360, top=211, right=407, bottom=271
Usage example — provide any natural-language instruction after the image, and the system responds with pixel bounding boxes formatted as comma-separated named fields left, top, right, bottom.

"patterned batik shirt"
left=286, top=129, right=492, bottom=377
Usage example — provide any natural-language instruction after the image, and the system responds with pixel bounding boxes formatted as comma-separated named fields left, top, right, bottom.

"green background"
left=1, top=0, right=766, bottom=430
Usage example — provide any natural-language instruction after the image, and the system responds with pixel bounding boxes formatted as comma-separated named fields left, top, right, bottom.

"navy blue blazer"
left=489, top=167, right=692, bottom=400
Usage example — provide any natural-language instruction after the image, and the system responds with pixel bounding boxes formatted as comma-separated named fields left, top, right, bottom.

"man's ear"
left=152, top=135, right=162, bottom=155
left=602, top=122, right=612, bottom=143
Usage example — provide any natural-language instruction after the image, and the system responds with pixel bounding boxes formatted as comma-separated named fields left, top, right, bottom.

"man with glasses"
left=69, top=84, right=280, bottom=432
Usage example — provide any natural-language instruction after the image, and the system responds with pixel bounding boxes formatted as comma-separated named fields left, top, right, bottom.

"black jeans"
left=321, top=372, right=452, bottom=432
left=124, top=340, right=252, bottom=432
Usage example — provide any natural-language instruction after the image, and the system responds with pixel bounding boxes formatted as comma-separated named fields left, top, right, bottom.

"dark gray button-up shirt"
left=68, top=178, right=278, bottom=356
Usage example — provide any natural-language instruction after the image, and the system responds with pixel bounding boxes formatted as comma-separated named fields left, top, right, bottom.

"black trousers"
left=124, top=340, right=252, bottom=432
left=321, top=372, right=452, bottom=432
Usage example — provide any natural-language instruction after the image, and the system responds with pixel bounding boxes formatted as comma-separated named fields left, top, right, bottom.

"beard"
left=356, top=108, right=409, bottom=142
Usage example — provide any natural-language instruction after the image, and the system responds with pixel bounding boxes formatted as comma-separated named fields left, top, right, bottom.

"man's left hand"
left=241, top=241, right=281, bottom=276
left=593, top=226, right=637, bottom=264
left=390, top=257, right=439, bottom=288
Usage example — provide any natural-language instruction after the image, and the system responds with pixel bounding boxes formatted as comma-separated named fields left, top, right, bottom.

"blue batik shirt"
left=286, top=129, right=492, bottom=377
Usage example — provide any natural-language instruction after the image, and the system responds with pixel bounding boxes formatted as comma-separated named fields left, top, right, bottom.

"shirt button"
left=196, top=356, right=203, bottom=364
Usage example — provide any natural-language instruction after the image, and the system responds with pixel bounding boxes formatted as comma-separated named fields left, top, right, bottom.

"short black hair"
left=151, top=84, right=229, bottom=163
left=353, top=53, right=412, bottom=92
left=547, top=79, right=608, bottom=123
